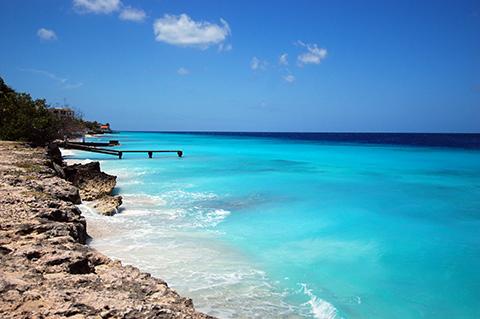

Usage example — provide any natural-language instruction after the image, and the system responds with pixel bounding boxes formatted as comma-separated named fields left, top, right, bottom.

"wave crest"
left=300, top=284, right=338, bottom=319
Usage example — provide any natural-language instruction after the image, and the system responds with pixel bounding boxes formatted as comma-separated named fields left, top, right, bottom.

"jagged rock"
left=0, top=142, right=214, bottom=319
left=91, top=195, right=123, bottom=216
left=32, top=177, right=82, bottom=204
left=64, top=162, right=117, bottom=201
left=47, top=142, right=64, bottom=166
left=53, top=161, right=66, bottom=179
left=64, top=161, right=101, bottom=179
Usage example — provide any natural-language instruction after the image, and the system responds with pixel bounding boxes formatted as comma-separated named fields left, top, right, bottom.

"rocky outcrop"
left=64, top=162, right=117, bottom=201
left=91, top=195, right=123, bottom=216
left=0, top=141, right=215, bottom=319
left=27, top=175, right=82, bottom=204
left=47, top=142, right=64, bottom=166
left=63, top=160, right=122, bottom=215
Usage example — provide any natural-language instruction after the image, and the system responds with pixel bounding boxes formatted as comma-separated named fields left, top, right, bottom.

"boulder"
left=91, top=195, right=123, bottom=216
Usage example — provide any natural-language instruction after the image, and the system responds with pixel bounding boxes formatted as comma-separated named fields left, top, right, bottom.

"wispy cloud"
left=37, top=28, right=57, bottom=41
left=153, top=14, right=230, bottom=49
left=218, top=43, right=232, bottom=52
left=251, top=56, right=267, bottom=71
left=283, top=74, right=295, bottom=83
left=296, top=41, right=327, bottom=66
left=251, top=57, right=260, bottom=70
left=177, top=67, right=190, bottom=76
left=119, top=6, right=146, bottom=22
left=20, top=68, right=83, bottom=89
left=21, top=68, right=66, bottom=83
left=73, top=0, right=121, bottom=14
left=63, top=82, right=84, bottom=89
left=279, top=53, right=288, bottom=66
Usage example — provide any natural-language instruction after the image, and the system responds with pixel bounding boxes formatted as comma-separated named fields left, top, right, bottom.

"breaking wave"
left=301, top=284, right=338, bottom=319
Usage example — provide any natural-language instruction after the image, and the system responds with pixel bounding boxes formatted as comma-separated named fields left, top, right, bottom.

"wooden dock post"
left=118, top=151, right=123, bottom=159
left=177, top=151, right=183, bottom=157
left=148, top=151, right=153, bottom=158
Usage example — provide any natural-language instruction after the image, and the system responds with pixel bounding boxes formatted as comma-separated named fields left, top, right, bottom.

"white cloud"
left=177, top=67, right=189, bottom=76
left=73, top=0, right=121, bottom=14
left=37, top=28, right=57, bottom=41
left=251, top=56, right=267, bottom=71
left=153, top=14, right=230, bottom=49
left=119, top=7, right=146, bottom=22
left=20, top=68, right=83, bottom=89
left=279, top=53, right=288, bottom=65
left=297, top=41, right=327, bottom=66
left=283, top=74, right=295, bottom=83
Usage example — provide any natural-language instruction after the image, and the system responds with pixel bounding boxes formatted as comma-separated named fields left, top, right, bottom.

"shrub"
left=0, top=77, right=62, bottom=145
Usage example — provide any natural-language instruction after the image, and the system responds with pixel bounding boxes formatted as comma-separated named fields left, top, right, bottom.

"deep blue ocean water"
left=66, top=132, right=480, bottom=319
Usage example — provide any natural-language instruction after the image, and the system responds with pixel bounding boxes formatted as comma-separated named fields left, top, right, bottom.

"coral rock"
left=91, top=195, right=123, bottom=216
left=0, top=142, right=214, bottom=319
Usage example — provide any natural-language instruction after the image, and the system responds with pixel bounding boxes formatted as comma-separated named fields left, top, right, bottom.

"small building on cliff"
left=100, top=124, right=112, bottom=133
left=49, top=107, right=74, bottom=119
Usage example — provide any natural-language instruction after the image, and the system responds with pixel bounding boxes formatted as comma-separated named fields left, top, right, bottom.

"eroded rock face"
left=91, top=195, right=123, bottom=216
left=26, top=175, right=82, bottom=204
left=0, top=142, right=215, bottom=319
left=47, top=142, right=64, bottom=166
left=64, top=162, right=117, bottom=201
left=63, top=161, right=122, bottom=216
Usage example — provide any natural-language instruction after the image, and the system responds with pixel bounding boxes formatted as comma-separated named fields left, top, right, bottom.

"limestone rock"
left=91, top=195, right=123, bottom=216
left=47, top=142, right=64, bottom=166
left=27, top=176, right=82, bottom=204
left=64, top=162, right=117, bottom=201
left=53, top=161, right=66, bottom=179
left=0, top=142, right=214, bottom=319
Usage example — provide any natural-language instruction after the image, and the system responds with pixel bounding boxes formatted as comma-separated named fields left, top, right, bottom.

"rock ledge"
left=0, top=141, right=214, bottom=319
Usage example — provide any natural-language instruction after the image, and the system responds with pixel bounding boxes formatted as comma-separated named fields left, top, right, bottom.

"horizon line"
left=112, top=130, right=480, bottom=135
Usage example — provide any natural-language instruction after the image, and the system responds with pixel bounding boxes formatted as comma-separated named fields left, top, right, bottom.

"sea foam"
left=301, top=284, right=338, bottom=319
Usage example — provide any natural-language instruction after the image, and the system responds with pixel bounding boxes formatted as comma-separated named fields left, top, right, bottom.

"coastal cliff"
left=0, top=141, right=215, bottom=319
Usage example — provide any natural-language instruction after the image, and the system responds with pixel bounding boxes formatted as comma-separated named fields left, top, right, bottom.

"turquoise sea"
left=66, top=131, right=480, bottom=319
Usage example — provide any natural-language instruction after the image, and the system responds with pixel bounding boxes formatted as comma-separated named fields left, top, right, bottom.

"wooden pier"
left=62, top=142, right=183, bottom=159
left=66, top=140, right=119, bottom=147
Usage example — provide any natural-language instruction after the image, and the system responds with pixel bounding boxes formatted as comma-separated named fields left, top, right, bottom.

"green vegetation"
left=0, top=77, right=61, bottom=145
left=0, top=77, right=102, bottom=145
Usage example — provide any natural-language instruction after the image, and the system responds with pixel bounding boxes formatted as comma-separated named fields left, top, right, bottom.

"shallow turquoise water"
left=68, top=132, right=480, bottom=319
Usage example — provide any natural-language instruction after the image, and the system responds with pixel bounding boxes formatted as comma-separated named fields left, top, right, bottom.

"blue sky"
left=1, top=0, right=479, bottom=132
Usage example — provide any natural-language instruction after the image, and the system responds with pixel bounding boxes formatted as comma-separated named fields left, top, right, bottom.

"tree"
left=0, top=77, right=62, bottom=145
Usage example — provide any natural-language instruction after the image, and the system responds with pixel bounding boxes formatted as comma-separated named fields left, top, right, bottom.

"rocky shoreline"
left=0, top=141, right=215, bottom=319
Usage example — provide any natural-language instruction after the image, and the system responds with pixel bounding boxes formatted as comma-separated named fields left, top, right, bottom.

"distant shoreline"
left=94, top=130, right=480, bottom=149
